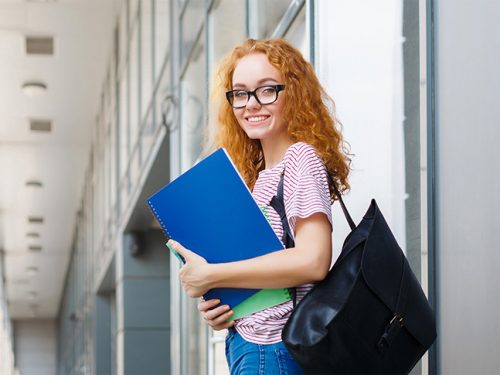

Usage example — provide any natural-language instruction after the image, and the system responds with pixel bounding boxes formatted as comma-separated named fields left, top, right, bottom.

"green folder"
left=231, top=288, right=292, bottom=320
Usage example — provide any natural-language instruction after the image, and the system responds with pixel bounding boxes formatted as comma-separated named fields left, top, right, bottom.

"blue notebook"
left=147, top=148, right=286, bottom=310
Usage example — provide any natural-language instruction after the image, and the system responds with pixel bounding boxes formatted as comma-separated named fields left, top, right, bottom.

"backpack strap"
left=268, top=167, right=356, bottom=308
left=327, top=173, right=356, bottom=230
left=268, top=169, right=297, bottom=306
left=269, top=169, right=295, bottom=248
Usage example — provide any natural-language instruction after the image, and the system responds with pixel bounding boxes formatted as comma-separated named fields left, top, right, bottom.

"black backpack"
left=270, top=170, right=437, bottom=374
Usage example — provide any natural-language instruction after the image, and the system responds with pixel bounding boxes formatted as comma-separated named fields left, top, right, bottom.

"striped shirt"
left=234, top=142, right=333, bottom=344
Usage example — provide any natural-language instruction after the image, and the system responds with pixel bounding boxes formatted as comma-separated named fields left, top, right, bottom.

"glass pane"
left=284, top=6, right=307, bottom=57
left=207, top=0, right=246, bottom=148
left=130, top=0, right=139, bottom=20
left=130, top=23, right=140, bottom=160
left=118, top=66, right=129, bottom=182
left=154, top=0, right=170, bottom=81
left=109, top=113, right=117, bottom=228
left=208, top=0, right=246, bottom=73
left=141, top=0, right=154, bottom=122
left=180, top=37, right=206, bottom=171
left=154, top=59, right=173, bottom=137
left=317, top=1, right=425, bottom=371
left=180, top=35, right=207, bottom=374
left=248, top=0, right=292, bottom=38
left=118, top=3, right=128, bottom=76
left=186, top=299, right=208, bottom=375
left=213, top=330, right=230, bottom=375
left=180, top=0, right=205, bottom=67
left=129, top=146, right=141, bottom=193
left=141, top=108, right=156, bottom=165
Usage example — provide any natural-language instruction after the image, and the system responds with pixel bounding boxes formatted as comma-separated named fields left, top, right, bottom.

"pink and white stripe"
left=234, top=142, right=333, bottom=345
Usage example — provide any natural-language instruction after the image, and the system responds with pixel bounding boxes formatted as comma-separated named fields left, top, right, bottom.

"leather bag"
left=270, top=171, right=437, bottom=374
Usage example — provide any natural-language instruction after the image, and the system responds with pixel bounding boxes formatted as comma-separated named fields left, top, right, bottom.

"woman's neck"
left=261, top=136, right=294, bottom=170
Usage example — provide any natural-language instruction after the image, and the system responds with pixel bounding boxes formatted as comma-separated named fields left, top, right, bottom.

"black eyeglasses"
left=225, top=84, right=285, bottom=109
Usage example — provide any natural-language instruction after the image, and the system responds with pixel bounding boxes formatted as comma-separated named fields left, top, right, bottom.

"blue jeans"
left=225, top=328, right=304, bottom=375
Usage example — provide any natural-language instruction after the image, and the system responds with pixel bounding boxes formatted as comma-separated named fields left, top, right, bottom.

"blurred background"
left=0, top=0, right=498, bottom=374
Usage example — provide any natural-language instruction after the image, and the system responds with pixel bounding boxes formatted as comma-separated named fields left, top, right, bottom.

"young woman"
left=169, top=38, right=350, bottom=374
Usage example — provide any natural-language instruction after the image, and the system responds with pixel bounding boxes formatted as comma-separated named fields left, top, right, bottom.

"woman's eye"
left=234, top=91, right=247, bottom=98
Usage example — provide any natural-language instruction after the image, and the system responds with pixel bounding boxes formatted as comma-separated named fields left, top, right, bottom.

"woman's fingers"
left=197, top=299, right=235, bottom=331
left=204, top=304, right=231, bottom=321
left=207, top=309, right=235, bottom=331
left=197, top=299, right=220, bottom=312
left=211, top=320, right=235, bottom=331
left=168, top=239, right=194, bottom=262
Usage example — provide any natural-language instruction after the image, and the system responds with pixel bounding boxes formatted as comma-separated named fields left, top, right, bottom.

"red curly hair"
left=211, top=38, right=351, bottom=200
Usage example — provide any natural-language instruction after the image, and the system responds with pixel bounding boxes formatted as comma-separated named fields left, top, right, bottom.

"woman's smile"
left=244, top=114, right=271, bottom=126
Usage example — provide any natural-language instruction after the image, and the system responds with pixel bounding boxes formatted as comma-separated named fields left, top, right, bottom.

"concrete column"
left=436, top=1, right=500, bottom=373
left=116, top=229, right=171, bottom=375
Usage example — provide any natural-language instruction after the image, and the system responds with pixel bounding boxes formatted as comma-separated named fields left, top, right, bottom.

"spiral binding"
left=148, top=200, right=171, bottom=240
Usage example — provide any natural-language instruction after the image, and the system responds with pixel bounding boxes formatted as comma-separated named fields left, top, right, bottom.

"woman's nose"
left=245, top=93, right=261, bottom=109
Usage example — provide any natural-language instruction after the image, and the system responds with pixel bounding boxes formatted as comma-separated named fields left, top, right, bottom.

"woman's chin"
left=242, top=128, right=265, bottom=140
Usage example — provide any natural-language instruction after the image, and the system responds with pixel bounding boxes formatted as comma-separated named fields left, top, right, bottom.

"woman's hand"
left=168, top=239, right=213, bottom=298
left=198, top=299, right=235, bottom=331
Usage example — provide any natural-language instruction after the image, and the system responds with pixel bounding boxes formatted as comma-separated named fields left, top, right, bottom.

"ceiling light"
left=26, top=232, right=40, bottom=238
left=28, top=216, right=44, bottom=224
left=26, top=36, right=54, bottom=55
left=22, top=81, right=47, bottom=96
left=28, top=245, right=42, bottom=252
left=25, top=180, right=43, bottom=188
left=30, top=119, right=52, bottom=132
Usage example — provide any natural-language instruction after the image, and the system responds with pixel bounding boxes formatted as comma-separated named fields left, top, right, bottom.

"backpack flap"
left=361, top=199, right=437, bottom=349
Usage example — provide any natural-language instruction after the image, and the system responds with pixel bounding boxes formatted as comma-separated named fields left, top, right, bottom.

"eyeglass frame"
left=225, top=84, right=286, bottom=109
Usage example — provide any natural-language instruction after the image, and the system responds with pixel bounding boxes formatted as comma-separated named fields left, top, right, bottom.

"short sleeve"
left=283, top=143, right=333, bottom=235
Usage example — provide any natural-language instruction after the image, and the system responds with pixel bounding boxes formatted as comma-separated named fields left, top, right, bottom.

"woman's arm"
left=171, top=212, right=332, bottom=298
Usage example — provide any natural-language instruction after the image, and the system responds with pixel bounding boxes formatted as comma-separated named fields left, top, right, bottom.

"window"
left=180, top=0, right=205, bottom=68
left=284, top=6, right=307, bottom=57
left=180, top=37, right=206, bottom=171
left=206, top=0, right=246, bottom=151
left=141, top=0, right=154, bottom=121
left=129, top=22, right=140, bottom=156
left=316, top=1, right=426, bottom=370
left=248, top=0, right=293, bottom=38
left=154, top=0, right=170, bottom=81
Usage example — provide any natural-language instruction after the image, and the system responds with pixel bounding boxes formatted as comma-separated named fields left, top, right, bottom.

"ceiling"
left=0, top=0, right=117, bottom=319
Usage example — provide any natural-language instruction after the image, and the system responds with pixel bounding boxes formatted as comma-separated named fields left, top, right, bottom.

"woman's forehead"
left=232, top=53, right=282, bottom=87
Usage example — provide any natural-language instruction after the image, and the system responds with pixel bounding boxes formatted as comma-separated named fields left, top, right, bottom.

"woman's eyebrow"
left=232, top=77, right=279, bottom=89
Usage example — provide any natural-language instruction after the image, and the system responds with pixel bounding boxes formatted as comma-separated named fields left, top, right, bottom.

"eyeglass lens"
left=231, top=86, right=279, bottom=108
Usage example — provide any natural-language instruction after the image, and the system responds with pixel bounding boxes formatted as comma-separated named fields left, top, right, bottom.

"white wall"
left=316, top=0, right=407, bottom=258
left=436, top=0, right=500, bottom=374
left=14, top=320, right=56, bottom=375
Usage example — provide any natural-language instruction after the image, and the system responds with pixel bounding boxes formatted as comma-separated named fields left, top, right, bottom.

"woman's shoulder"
left=284, top=142, right=324, bottom=174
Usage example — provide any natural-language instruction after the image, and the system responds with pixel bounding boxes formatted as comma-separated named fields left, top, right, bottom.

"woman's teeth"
left=248, top=116, right=268, bottom=122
